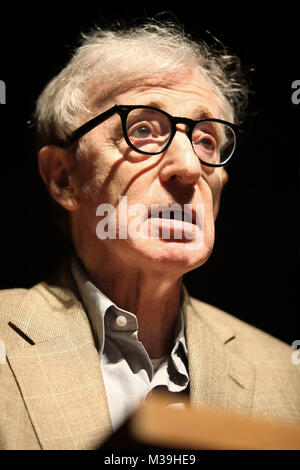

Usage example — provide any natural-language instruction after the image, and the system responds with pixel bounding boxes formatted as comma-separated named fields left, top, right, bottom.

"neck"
left=75, top=250, right=182, bottom=358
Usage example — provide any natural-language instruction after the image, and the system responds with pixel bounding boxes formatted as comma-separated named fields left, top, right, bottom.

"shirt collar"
left=71, top=254, right=187, bottom=359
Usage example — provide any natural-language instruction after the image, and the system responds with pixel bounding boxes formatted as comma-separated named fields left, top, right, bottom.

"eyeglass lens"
left=125, top=108, right=235, bottom=164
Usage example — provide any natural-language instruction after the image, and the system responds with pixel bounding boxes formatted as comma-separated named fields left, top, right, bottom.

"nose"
left=158, top=129, right=201, bottom=186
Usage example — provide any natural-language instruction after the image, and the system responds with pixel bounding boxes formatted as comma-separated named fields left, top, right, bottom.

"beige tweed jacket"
left=0, top=263, right=299, bottom=450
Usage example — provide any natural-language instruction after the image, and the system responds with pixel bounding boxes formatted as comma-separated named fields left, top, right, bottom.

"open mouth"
left=148, top=206, right=195, bottom=225
left=144, top=204, right=201, bottom=242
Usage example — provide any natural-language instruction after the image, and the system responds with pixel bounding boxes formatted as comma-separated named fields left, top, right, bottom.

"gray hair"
left=34, top=21, right=250, bottom=152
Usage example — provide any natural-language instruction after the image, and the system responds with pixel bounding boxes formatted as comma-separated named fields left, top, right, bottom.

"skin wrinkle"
left=82, top=71, right=232, bottom=133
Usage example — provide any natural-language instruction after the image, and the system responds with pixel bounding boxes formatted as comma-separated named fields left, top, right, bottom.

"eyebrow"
left=143, top=100, right=215, bottom=120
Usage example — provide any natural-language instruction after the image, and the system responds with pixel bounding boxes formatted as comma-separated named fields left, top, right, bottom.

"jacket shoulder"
left=189, top=296, right=294, bottom=358
left=188, top=296, right=300, bottom=425
left=0, top=287, right=28, bottom=320
left=0, top=265, right=82, bottom=348
left=0, top=286, right=38, bottom=346
left=0, top=287, right=28, bottom=303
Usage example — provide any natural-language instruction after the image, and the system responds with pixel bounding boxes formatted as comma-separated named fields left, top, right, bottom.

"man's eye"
left=193, top=134, right=216, bottom=153
left=200, top=137, right=215, bottom=151
left=131, top=125, right=152, bottom=139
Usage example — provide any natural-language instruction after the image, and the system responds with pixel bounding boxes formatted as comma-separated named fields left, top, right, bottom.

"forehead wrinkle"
left=125, top=98, right=217, bottom=121
left=88, top=69, right=222, bottom=116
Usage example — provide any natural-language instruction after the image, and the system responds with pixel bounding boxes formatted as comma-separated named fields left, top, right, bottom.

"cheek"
left=75, top=142, right=123, bottom=202
left=212, top=179, right=223, bottom=219
left=201, top=169, right=224, bottom=220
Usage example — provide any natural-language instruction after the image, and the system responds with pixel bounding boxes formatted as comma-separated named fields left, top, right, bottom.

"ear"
left=38, top=145, right=80, bottom=211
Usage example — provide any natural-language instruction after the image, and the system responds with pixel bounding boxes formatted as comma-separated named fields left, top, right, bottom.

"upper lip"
left=148, top=204, right=197, bottom=225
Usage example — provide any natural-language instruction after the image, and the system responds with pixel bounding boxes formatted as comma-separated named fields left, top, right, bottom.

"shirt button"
left=116, top=315, right=127, bottom=327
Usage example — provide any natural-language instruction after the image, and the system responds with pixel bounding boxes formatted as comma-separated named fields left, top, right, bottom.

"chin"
left=127, top=234, right=214, bottom=277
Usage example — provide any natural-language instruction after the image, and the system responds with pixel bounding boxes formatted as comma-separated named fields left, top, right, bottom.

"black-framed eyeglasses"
left=61, top=104, right=240, bottom=167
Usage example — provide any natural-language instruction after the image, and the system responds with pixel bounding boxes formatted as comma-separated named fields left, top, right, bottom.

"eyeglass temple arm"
left=62, top=104, right=120, bottom=147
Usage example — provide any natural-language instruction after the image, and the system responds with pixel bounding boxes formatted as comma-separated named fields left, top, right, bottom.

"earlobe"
left=38, top=145, right=80, bottom=211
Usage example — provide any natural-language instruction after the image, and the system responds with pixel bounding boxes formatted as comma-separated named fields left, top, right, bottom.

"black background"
left=0, top=3, right=299, bottom=344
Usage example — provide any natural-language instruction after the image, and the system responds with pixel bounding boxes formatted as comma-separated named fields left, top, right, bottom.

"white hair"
left=34, top=21, right=249, bottom=151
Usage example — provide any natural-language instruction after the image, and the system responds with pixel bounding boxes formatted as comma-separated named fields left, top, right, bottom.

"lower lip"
left=146, top=217, right=199, bottom=241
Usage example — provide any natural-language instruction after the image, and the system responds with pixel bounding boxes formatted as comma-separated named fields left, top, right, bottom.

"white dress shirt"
left=71, top=255, right=189, bottom=431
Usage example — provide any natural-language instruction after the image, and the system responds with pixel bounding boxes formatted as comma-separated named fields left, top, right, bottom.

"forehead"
left=87, top=69, right=222, bottom=120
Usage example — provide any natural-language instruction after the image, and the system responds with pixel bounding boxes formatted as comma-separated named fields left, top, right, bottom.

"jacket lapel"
left=183, top=292, right=256, bottom=416
left=6, top=266, right=112, bottom=450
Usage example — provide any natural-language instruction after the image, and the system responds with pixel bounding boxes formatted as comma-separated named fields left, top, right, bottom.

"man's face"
left=68, top=69, right=228, bottom=278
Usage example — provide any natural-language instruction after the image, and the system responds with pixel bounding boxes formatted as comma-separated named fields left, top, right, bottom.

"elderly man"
left=0, top=22, right=299, bottom=450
